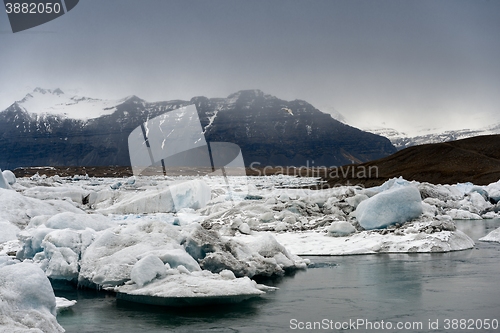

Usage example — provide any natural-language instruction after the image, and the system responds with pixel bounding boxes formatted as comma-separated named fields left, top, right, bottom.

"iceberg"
left=98, top=179, right=211, bottom=214
left=479, top=227, right=500, bottom=243
left=2, top=169, right=16, bottom=185
left=0, top=220, right=20, bottom=243
left=55, top=296, right=77, bottom=313
left=0, top=262, right=64, bottom=332
left=273, top=223, right=475, bottom=255
left=327, top=221, right=356, bottom=237
left=355, top=185, right=423, bottom=230
left=44, top=211, right=115, bottom=231
left=0, top=188, right=77, bottom=228
left=130, top=254, right=167, bottom=287
left=116, top=269, right=268, bottom=307
left=0, top=169, right=12, bottom=190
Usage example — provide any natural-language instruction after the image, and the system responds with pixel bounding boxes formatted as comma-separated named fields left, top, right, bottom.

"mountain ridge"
left=0, top=88, right=396, bottom=169
left=365, top=125, right=500, bottom=150
left=323, top=134, right=500, bottom=187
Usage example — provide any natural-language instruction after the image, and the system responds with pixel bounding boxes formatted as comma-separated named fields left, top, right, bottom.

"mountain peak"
left=121, top=95, right=144, bottom=104
left=227, top=89, right=267, bottom=100
left=32, top=87, right=64, bottom=95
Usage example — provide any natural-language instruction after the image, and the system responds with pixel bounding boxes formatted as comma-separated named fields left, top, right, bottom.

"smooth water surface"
left=57, top=219, right=500, bottom=333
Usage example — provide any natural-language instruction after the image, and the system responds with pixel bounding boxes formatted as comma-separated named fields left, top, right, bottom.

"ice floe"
left=479, top=227, right=500, bottom=243
left=55, top=297, right=77, bottom=314
left=355, top=186, right=423, bottom=230
left=0, top=261, right=64, bottom=332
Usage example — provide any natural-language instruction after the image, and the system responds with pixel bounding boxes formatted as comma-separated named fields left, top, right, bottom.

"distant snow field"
left=13, top=87, right=125, bottom=120
left=1, top=170, right=500, bottom=331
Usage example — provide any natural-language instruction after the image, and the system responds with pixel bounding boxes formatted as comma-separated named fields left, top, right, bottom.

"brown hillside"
left=323, top=134, right=500, bottom=187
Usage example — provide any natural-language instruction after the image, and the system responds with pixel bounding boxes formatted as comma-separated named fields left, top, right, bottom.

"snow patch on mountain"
left=15, top=87, right=124, bottom=120
left=365, top=124, right=500, bottom=150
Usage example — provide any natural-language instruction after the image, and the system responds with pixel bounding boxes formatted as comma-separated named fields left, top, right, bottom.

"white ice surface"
left=0, top=188, right=77, bottom=228
left=479, top=227, right=500, bottom=243
left=327, top=221, right=356, bottom=237
left=116, top=269, right=266, bottom=306
left=0, top=221, right=20, bottom=243
left=355, top=185, right=423, bottom=230
left=98, top=179, right=211, bottom=214
left=0, top=262, right=64, bottom=332
left=2, top=170, right=16, bottom=185
left=130, top=255, right=166, bottom=288
left=269, top=227, right=474, bottom=255
left=55, top=297, right=77, bottom=314
left=0, top=169, right=12, bottom=190
left=44, top=212, right=115, bottom=231
left=16, top=88, right=123, bottom=120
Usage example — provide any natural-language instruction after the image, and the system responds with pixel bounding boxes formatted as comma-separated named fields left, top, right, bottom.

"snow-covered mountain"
left=13, top=88, right=124, bottom=120
left=365, top=125, right=500, bottom=150
left=0, top=88, right=396, bottom=169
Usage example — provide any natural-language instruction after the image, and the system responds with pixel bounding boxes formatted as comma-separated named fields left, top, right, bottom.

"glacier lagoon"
left=56, top=219, right=500, bottom=333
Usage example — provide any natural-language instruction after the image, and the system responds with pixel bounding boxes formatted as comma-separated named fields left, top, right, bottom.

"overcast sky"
left=1, top=0, right=499, bottom=135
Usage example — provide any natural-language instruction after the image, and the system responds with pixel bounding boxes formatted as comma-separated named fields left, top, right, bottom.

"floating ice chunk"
left=219, top=269, right=236, bottom=280
left=421, top=202, right=438, bottom=218
left=0, top=262, right=64, bottom=332
left=482, top=211, right=499, bottom=219
left=345, top=194, right=368, bottom=208
left=327, top=221, right=356, bottom=237
left=184, top=224, right=306, bottom=277
left=116, top=271, right=265, bottom=306
left=99, top=179, right=211, bottom=214
left=0, top=255, right=14, bottom=267
left=78, top=220, right=183, bottom=288
left=72, top=174, right=89, bottom=181
left=23, top=186, right=89, bottom=204
left=355, top=186, right=423, bottom=230
left=418, top=182, right=456, bottom=201
left=479, top=227, right=500, bottom=243
left=44, top=212, right=115, bottom=231
left=130, top=255, right=166, bottom=287
left=32, top=228, right=96, bottom=281
left=446, top=209, right=482, bottom=220
left=0, top=169, right=12, bottom=190
left=155, top=248, right=201, bottom=272
left=55, top=296, right=77, bottom=313
left=450, top=182, right=475, bottom=196
left=2, top=170, right=16, bottom=185
left=486, top=180, right=500, bottom=203
left=273, top=224, right=474, bottom=255
left=175, top=210, right=204, bottom=226
left=110, top=181, right=122, bottom=190
left=238, top=222, right=251, bottom=234
left=369, top=176, right=411, bottom=193
left=126, top=176, right=136, bottom=185
left=0, top=188, right=79, bottom=228
left=42, top=242, right=80, bottom=281
left=0, top=220, right=20, bottom=243
left=17, top=226, right=54, bottom=259
left=468, top=192, right=491, bottom=212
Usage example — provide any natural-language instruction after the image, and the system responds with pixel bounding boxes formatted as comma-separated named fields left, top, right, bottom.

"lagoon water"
left=57, top=219, right=500, bottom=333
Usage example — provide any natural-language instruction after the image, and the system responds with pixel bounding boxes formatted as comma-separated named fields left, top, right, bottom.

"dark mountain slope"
left=323, top=134, right=500, bottom=187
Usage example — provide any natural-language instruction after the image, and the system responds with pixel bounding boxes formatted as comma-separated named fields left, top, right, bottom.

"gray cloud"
left=1, top=0, right=499, bottom=135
